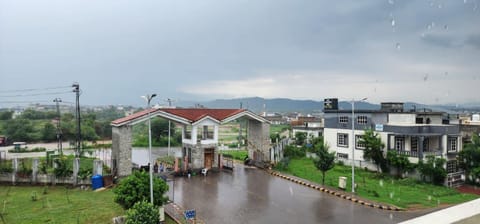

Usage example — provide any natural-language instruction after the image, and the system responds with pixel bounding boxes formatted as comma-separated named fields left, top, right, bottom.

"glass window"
left=448, top=137, right=457, bottom=152
left=337, top=133, right=348, bottom=147
left=355, top=135, right=365, bottom=149
left=339, top=116, right=348, bottom=124
left=357, top=115, right=368, bottom=124
left=395, top=136, right=405, bottom=151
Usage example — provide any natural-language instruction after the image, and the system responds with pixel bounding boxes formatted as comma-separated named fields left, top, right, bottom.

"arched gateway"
left=111, top=108, right=270, bottom=177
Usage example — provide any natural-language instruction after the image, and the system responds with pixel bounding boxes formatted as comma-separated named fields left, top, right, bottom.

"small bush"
left=114, top=171, right=169, bottom=209
left=125, top=201, right=159, bottom=224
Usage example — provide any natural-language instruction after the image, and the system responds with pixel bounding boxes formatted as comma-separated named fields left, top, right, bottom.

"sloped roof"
left=160, top=108, right=245, bottom=123
left=111, top=108, right=159, bottom=126
left=111, top=108, right=246, bottom=126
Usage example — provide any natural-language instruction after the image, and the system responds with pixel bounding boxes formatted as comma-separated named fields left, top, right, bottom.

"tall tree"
left=4, top=118, right=35, bottom=142
left=458, top=134, right=480, bottom=182
left=359, top=129, right=387, bottom=173
left=313, top=141, right=335, bottom=185
left=42, top=122, right=57, bottom=142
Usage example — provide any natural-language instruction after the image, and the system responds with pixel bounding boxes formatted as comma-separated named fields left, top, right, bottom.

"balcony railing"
left=389, top=149, right=443, bottom=158
left=423, top=150, right=443, bottom=157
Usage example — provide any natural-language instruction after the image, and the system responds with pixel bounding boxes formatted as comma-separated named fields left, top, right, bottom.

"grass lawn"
left=282, top=158, right=479, bottom=209
left=0, top=186, right=178, bottom=224
left=270, top=124, right=290, bottom=135
left=220, top=150, right=248, bottom=161
left=0, top=186, right=124, bottom=224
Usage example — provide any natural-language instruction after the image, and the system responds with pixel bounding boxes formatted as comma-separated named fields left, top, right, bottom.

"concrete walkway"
left=399, top=198, right=480, bottom=224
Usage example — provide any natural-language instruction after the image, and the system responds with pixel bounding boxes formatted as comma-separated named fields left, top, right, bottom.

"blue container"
left=91, top=175, right=104, bottom=190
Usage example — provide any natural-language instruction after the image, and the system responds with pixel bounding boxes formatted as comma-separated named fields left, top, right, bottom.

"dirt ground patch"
left=457, top=185, right=480, bottom=195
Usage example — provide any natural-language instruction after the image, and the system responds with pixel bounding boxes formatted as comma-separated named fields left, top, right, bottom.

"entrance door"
left=204, top=149, right=213, bottom=169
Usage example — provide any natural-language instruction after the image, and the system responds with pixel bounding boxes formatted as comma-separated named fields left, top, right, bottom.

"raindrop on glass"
left=428, top=195, right=432, bottom=201
left=388, top=0, right=394, bottom=5
left=423, top=74, right=429, bottom=81
left=379, top=180, right=384, bottom=187
left=444, top=25, right=448, bottom=30
left=438, top=4, right=443, bottom=9
left=396, top=43, right=401, bottom=50
left=427, top=24, right=432, bottom=30
left=389, top=213, right=394, bottom=220
left=389, top=192, right=394, bottom=199
left=391, top=18, right=396, bottom=27
left=465, top=0, right=468, bottom=4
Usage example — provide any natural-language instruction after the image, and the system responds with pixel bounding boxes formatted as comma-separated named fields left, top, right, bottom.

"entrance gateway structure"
left=111, top=108, right=270, bottom=177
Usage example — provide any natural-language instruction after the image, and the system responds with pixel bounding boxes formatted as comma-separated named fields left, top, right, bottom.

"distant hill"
left=178, top=97, right=379, bottom=114
left=176, top=97, right=480, bottom=114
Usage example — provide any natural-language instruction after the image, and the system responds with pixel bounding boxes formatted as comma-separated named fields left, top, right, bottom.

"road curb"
left=267, top=170, right=403, bottom=211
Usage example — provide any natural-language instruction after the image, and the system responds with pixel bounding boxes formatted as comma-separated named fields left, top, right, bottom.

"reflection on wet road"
left=169, top=165, right=428, bottom=224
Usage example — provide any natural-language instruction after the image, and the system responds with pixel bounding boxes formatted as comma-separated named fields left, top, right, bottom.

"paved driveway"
left=168, top=165, right=430, bottom=224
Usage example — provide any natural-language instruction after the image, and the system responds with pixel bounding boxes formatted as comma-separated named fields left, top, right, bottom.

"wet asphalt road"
left=168, top=165, right=430, bottom=224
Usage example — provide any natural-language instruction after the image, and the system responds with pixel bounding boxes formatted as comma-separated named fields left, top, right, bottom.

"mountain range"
left=176, top=97, right=480, bottom=114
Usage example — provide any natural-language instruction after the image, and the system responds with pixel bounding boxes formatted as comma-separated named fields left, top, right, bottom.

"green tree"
left=387, top=150, right=414, bottom=178
left=0, top=111, right=13, bottom=120
left=313, top=142, right=335, bottom=185
left=151, top=118, right=174, bottom=142
left=114, top=171, right=169, bottom=209
left=125, top=201, right=159, bottom=224
left=359, top=129, right=387, bottom=173
left=295, top=132, right=307, bottom=146
left=4, top=118, right=35, bottom=142
left=458, top=134, right=480, bottom=183
left=418, top=155, right=447, bottom=185
left=42, top=122, right=57, bottom=142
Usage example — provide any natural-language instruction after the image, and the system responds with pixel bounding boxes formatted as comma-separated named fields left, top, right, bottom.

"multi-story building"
left=323, top=100, right=462, bottom=176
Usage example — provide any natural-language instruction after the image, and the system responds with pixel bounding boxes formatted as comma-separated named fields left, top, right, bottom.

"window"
left=357, top=115, right=368, bottom=124
left=446, top=160, right=457, bottom=173
left=337, top=133, right=348, bottom=147
left=448, top=137, right=458, bottom=152
left=337, top=153, right=348, bottom=159
left=411, top=137, right=418, bottom=152
left=395, top=136, right=405, bottom=151
left=355, top=135, right=365, bottom=149
left=339, top=116, right=348, bottom=124
left=188, top=148, right=192, bottom=163
left=200, top=125, right=214, bottom=140
left=184, top=126, right=192, bottom=139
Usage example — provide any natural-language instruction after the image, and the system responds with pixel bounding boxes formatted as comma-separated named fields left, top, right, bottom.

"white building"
left=324, top=101, right=462, bottom=175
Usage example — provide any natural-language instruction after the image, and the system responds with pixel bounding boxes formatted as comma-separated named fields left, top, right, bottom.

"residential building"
left=324, top=100, right=462, bottom=176
left=291, top=116, right=324, bottom=140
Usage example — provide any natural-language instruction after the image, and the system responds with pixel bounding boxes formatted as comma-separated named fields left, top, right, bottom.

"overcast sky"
left=1, top=0, right=479, bottom=107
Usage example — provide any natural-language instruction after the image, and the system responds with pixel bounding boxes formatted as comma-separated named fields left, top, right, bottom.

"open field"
left=282, top=158, right=479, bottom=209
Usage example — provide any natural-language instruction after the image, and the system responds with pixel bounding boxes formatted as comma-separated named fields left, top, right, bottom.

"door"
left=204, top=153, right=213, bottom=168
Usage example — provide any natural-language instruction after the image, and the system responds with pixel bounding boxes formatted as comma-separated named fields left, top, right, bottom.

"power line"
left=0, top=85, right=71, bottom=93
left=0, top=91, right=72, bottom=98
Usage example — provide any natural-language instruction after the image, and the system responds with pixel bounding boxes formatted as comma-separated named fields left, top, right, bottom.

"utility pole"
left=72, top=83, right=81, bottom=158
left=165, top=98, right=175, bottom=156
left=53, top=98, right=63, bottom=155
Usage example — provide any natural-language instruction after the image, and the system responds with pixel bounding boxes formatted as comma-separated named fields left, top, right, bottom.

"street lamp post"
left=351, top=97, right=367, bottom=194
left=142, top=94, right=157, bottom=204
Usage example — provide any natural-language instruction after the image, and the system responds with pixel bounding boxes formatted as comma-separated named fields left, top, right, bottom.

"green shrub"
left=53, top=157, right=73, bottom=178
left=284, top=145, right=305, bottom=158
left=276, top=157, right=290, bottom=171
left=114, top=171, right=169, bottom=209
left=125, top=201, right=159, bottom=224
